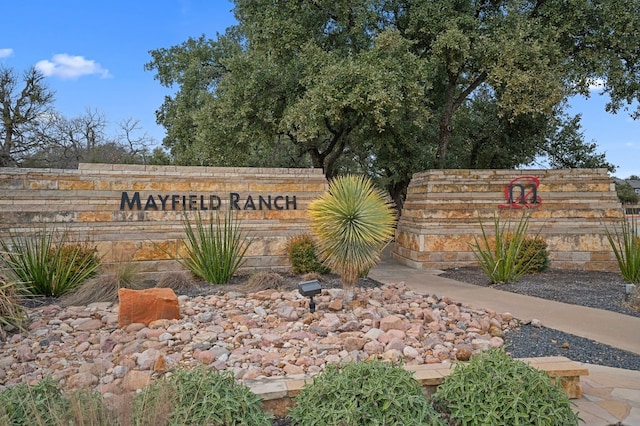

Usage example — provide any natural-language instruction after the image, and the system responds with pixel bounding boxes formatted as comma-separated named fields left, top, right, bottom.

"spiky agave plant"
left=308, top=175, right=396, bottom=302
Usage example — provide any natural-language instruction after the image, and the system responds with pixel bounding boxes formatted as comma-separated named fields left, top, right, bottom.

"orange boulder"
left=118, top=288, right=181, bottom=327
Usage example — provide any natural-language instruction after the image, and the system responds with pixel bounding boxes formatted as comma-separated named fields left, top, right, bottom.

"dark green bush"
left=286, top=234, right=330, bottom=275
left=132, top=367, right=272, bottom=426
left=433, top=349, right=580, bottom=426
left=512, top=234, right=549, bottom=273
left=288, top=360, right=445, bottom=426
left=51, top=242, right=100, bottom=283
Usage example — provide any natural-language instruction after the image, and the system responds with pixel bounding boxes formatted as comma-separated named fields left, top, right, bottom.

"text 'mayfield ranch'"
left=120, top=191, right=298, bottom=211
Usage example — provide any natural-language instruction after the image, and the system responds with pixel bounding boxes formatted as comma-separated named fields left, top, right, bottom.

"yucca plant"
left=179, top=210, right=251, bottom=284
left=0, top=228, right=100, bottom=297
left=471, top=212, right=535, bottom=284
left=605, top=215, right=640, bottom=283
left=308, top=174, right=396, bottom=302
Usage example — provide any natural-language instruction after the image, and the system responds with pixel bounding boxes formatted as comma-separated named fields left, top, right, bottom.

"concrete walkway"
left=369, top=255, right=640, bottom=425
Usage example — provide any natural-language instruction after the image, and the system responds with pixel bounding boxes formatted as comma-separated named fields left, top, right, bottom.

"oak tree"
left=0, top=66, right=55, bottom=166
left=146, top=0, right=639, bottom=206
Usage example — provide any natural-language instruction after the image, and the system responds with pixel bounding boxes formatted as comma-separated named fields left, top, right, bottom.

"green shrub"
left=472, top=213, right=543, bottom=284
left=63, top=388, right=114, bottom=426
left=605, top=216, right=640, bottom=283
left=0, top=379, right=112, bottom=425
left=0, top=279, right=28, bottom=340
left=0, top=228, right=100, bottom=297
left=288, top=360, right=445, bottom=426
left=52, top=242, right=100, bottom=283
left=308, top=175, right=396, bottom=301
left=132, top=367, right=272, bottom=426
left=0, top=378, right=68, bottom=425
left=286, top=234, right=330, bottom=274
left=180, top=211, right=252, bottom=285
left=433, top=349, right=580, bottom=426
left=511, top=234, right=549, bottom=273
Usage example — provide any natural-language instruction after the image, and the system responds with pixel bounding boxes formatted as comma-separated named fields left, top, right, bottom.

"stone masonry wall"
left=394, top=168, right=624, bottom=271
left=0, top=164, right=328, bottom=276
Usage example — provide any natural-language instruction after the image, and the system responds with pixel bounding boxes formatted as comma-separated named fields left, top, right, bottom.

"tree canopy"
left=616, top=180, right=640, bottom=204
left=146, top=0, right=639, bottom=206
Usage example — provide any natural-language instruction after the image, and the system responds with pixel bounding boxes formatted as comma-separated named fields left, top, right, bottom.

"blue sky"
left=1, top=1, right=638, bottom=178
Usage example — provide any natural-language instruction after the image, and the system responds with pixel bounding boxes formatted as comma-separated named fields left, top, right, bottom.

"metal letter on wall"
left=498, top=176, right=542, bottom=209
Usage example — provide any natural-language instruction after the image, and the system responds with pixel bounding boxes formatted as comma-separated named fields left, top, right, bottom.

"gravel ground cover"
left=4, top=268, right=639, bottom=425
left=439, top=267, right=640, bottom=370
left=214, top=269, right=640, bottom=370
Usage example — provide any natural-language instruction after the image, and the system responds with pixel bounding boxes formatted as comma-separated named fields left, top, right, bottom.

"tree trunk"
left=1, top=129, right=13, bottom=167
left=342, top=284, right=356, bottom=303
left=434, top=71, right=487, bottom=169
left=387, top=179, right=410, bottom=212
left=434, top=78, right=458, bottom=169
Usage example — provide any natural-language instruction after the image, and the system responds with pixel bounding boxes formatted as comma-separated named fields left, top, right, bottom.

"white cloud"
left=0, top=48, right=13, bottom=58
left=35, top=54, right=111, bottom=79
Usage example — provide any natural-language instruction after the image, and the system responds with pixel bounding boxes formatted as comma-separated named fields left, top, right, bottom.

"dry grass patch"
left=60, top=263, right=146, bottom=306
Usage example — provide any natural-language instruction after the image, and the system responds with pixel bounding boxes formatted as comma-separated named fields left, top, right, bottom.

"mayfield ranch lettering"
left=120, top=191, right=297, bottom=211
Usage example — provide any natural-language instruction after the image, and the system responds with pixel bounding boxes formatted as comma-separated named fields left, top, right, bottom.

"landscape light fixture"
left=298, top=280, right=322, bottom=313
left=625, top=284, right=636, bottom=301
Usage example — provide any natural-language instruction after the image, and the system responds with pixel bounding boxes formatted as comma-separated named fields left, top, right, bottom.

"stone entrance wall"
left=394, top=168, right=624, bottom=271
left=0, top=164, right=328, bottom=275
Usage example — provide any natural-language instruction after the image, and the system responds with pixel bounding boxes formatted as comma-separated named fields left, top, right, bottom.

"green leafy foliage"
left=132, top=367, right=272, bottom=426
left=471, top=213, right=536, bottom=284
left=288, top=360, right=445, bottom=426
left=0, top=379, right=113, bottom=425
left=144, top=0, right=635, bottom=206
left=433, top=349, right=580, bottom=426
left=605, top=216, right=640, bottom=283
left=615, top=181, right=640, bottom=204
left=0, top=279, right=28, bottom=340
left=286, top=234, right=330, bottom=274
left=180, top=211, right=251, bottom=285
left=0, top=229, right=100, bottom=297
left=52, top=242, right=100, bottom=283
left=0, top=378, right=69, bottom=425
left=308, top=175, right=396, bottom=300
left=512, top=234, right=550, bottom=273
